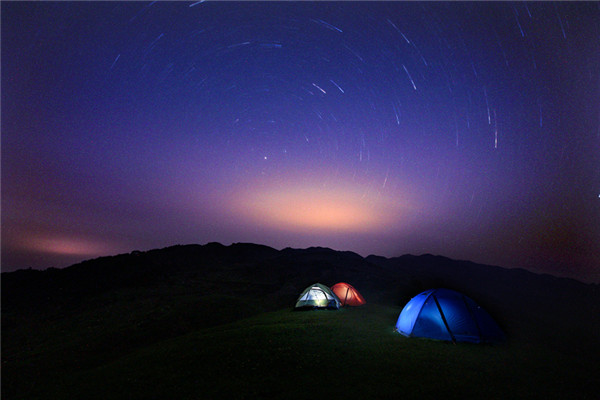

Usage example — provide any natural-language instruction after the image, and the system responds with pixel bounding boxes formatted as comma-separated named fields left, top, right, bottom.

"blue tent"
left=395, top=288, right=505, bottom=343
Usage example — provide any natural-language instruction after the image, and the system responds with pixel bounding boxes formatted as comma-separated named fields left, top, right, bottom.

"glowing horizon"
left=2, top=2, right=598, bottom=283
left=22, top=235, right=121, bottom=257
left=231, top=180, right=413, bottom=233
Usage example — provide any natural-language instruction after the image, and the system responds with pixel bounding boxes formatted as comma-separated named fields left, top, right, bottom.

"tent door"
left=433, top=295, right=456, bottom=344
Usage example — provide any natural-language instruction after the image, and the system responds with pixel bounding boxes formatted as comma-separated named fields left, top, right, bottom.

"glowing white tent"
left=294, top=283, right=341, bottom=309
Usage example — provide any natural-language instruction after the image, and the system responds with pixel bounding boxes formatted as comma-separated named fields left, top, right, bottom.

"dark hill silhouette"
left=3, top=242, right=599, bottom=400
left=4, top=242, right=598, bottom=339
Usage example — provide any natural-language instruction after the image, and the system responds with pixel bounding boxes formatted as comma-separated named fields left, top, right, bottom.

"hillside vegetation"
left=3, top=243, right=599, bottom=399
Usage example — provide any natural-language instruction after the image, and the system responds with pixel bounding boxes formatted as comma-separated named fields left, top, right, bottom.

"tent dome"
left=295, top=283, right=341, bottom=310
left=331, top=282, right=366, bottom=306
left=395, top=288, right=505, bottom=343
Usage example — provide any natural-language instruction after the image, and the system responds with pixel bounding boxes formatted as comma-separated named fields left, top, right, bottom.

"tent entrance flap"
left=433, top=294, right=456, bottom=343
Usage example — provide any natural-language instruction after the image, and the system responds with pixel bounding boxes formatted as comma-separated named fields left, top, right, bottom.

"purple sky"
left=2, top=1, right=599, bottom=282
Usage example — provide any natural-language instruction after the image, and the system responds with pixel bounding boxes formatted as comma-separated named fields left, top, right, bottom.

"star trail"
left=2, top=1, right=599, bottom=282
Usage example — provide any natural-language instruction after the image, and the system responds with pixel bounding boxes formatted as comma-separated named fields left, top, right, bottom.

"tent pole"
left=433, top=295, right=456, bottom=344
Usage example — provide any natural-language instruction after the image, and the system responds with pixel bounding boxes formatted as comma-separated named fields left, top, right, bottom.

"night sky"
left=2, top=1, right=599, bottom=282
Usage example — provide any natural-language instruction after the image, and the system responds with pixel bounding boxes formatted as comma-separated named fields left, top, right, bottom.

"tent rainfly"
left=395, top=288, right=505, bottom=343
left=331, top=282, right=366, bottom=306
left=295, top=283, right=341, bottom=310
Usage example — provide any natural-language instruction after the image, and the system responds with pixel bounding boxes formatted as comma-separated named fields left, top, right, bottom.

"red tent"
left=331, top=282, right=366, bottom=306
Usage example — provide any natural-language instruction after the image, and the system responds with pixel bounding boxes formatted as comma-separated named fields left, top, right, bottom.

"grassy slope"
left=6, top=302, right=598, bottom=400
left=3, top=244, right=599, bottom=399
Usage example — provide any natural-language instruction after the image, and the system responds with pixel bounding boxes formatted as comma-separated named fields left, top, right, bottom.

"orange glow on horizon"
left=24, top=236, right=117, bottom=257
left=232, top=182, right=410, bottom=233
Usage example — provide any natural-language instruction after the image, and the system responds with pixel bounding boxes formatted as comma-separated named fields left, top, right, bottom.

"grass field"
left=4, top=298, right=598, bottom=400
left=3, top=245, right=598, bottom=399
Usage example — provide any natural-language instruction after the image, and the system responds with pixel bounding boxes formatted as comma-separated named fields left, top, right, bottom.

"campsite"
left=4, top=3, right=599, bottom=398
left=2, top=243, right=599, bottom=399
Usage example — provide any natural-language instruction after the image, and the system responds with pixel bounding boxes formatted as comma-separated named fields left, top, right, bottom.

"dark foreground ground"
left=3, top=243, right=599, bottom=399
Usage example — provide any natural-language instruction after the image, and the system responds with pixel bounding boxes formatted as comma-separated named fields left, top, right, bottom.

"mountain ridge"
left=3, top=241, right=599, bottom=400
left=3, top=242, right=597, bottom=326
